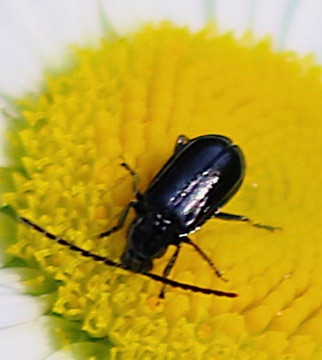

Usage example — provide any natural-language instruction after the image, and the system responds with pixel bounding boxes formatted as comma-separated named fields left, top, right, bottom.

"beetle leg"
left=158, top=243, right=182, bottom=298
left=99, top=200, right=136, bottom=238
left=214, top=211, right=281, bottom=231
left=174, top=134, right=189, bottom=153
left=183, top=237, right=227, bottom=281
left=120, top=162, right=141, bottom=197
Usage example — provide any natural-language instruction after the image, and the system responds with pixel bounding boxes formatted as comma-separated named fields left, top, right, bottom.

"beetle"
left=99, top=134, right=276, bottom=297
left=6, top=134, right=277, bottom=298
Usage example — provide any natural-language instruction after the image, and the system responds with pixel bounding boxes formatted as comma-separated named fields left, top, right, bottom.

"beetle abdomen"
left=145, top=135, right=245, bottom=232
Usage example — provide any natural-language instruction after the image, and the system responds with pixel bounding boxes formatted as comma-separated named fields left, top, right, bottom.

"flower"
left=1, top=1, right=322, bottom=359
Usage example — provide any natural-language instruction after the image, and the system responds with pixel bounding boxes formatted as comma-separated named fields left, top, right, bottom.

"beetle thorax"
left=120, top=211, right=176, bottom=273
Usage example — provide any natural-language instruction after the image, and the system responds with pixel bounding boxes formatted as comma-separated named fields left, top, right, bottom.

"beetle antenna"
left=14, top=214, right=236, bottom=297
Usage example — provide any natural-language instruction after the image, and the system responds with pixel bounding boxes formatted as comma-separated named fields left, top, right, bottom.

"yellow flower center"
left=2, top=23, right=322, bottom=358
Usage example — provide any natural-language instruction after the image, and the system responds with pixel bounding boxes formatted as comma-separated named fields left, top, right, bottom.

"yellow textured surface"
left=2, top=23, right=322, bottom=359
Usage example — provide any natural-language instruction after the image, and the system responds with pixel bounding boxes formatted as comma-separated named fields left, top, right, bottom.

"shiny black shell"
left=144, top=135, right=245, bottom=233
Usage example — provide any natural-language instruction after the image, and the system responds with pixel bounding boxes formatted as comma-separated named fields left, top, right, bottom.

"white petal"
left=285, top=0, right=322, bottom=59
left=0, top=293, right=50, bottom=328
left=0, top=269, right=25, bottom=294
left=0, top=267, right=55, bottom=295
left=0, top=0, right=321, bottom=102
left=208, top=0, right=322, bottom=58
left=0, top=317, right=56, bottom=360
left=213, top=0, right=254, bottom=36
left=251, top=0, right=295, bottom=48
left=101, top=0, right=206, bottom=34
left=0, top=269, right=53, bottom=327
left=0, top=0, right=105, bottom=98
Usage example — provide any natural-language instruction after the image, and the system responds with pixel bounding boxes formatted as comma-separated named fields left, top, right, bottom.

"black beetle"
left=8, top=134, right=277, bottom=298
left=116, top=134, right=245, bottom=276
